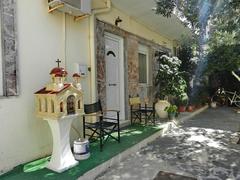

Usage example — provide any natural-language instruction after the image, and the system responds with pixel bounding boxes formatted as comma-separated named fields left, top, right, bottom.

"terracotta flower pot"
left=187, top=105, right=195, bottom=112
left=178, top=106, right=186, bottom=112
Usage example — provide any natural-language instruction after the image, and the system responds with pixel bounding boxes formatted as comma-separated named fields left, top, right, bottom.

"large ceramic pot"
left=155, top=100, right=170, bottom=118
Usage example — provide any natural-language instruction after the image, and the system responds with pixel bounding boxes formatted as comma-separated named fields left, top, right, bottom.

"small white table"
left=44, top=115, right=79, bottom=173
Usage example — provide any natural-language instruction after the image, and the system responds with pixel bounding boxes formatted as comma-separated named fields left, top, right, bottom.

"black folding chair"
left=129, top=97, right=155, bottom=125
left=141, top=98, right=156, bottom=125
left=129, top=97, right=142, bottom=124
left=82, top=100, right=120, bottom=151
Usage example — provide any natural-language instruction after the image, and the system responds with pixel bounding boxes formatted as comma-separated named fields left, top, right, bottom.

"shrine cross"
left=56, top=59, right=61, bottom=67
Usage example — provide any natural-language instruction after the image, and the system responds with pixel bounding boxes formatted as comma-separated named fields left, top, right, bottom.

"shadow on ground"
left=97, top=108, right=240, bottom=180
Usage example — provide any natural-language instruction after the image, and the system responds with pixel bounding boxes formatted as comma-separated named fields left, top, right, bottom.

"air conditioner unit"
left=48, top=0, right=91, bottom=16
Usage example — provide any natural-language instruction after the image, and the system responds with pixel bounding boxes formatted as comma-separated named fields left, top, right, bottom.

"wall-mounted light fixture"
left=115, top=16, right=122, bottom=26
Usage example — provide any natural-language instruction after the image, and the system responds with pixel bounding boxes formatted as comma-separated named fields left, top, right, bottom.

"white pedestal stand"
left=44, top=115, right=79, bottom=173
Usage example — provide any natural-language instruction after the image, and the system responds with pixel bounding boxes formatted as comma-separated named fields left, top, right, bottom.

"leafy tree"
left=155, top=0, right=217, bottom=34
left=155, top=0, right=176, bottom=18
left=207, top=45, right=240, bottom=74
left=206, top=0, right=240, bottom=73
left=178, top=36, right=197, bottom=95
left=211, top=0, right=240, bottom=40
left=155, top=0, right=240, bottom=94
left=154, top=0, right=240, bottom=51
left=155, top=0, right=216, bottom=77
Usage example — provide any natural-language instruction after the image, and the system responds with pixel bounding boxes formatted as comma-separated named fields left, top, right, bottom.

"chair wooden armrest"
left=102, top=109, right=120, bottom=113
left=144, top=106, right=154, bottom=109
left=83, top=112, right=103, bottom=117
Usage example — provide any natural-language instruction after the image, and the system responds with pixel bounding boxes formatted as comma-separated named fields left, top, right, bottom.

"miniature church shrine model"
left=35, top=59, right=84, bottom=120
left=34, top=60, right=84, bottom=173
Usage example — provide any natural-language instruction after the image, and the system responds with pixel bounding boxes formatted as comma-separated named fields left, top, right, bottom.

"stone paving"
left=96, top=107, right=240, bottom=180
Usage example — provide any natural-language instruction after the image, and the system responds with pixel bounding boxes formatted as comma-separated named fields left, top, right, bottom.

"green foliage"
left=208, top=31, right=237, bottom=49
left=205, top=1, right=240, bottom=82
left=206, top=44, right=240, bottom=74
left=154, top=0, right=218, bottom=33
left=178, top=36, right=198, bottom=95
left=155, top=0, right=175, bottom=18
left=154, top=0, right=240, bottom=42
left=176, top=0, right=200, bottom=31
left=164, top=105, right=178, bottom=113
left=155, top=0, right=240, bottom=44
left=154, top=53, right=187, bottom=100
left=211, top=0, right=240, bottom=40
left=177, top=92, right=189, bottom=106
left=155, top=0, right=240, bottom=96
left=156, top=0, right=240, bottom=101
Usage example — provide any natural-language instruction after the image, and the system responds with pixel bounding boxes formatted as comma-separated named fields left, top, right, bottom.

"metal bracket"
left=48, top=3, right=64, bottom=13
left=74, top=14, right=89, bottom=21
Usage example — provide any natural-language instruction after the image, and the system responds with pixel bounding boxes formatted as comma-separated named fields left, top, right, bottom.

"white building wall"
left=0, top=0, right=90, bottom=173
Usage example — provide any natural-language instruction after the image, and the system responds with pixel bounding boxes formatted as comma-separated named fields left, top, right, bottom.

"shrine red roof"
left=55, top=73, right=64, bottom=77
left=50, top=67, right=68, bottom=77
left=35, top=84, right=71, bottom=94
left=73, top=73, right=81, bottom=77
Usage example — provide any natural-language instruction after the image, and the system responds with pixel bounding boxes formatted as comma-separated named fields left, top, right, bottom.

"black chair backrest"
left=84, top=100, right=102, bottom=114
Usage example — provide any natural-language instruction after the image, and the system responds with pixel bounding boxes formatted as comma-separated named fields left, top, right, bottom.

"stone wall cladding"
left=0, top=0, right=18, bottom=96
left=96, top=20, right=106, bottom=107
left=96, top=19, right=171, bottom=118
left=127, top=36, right=139, bottom=97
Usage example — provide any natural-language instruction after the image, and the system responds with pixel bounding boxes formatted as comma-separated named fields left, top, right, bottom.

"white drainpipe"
left=89, top=0, right=111, bottom=102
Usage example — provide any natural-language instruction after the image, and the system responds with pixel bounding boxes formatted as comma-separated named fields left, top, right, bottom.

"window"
left=78, top=100, right=81, bottom=109
left=138, top=45, right=149, bottom=84
left=45, top=99, right=48, bottom=112
left=138, top=53, right=147, bottom=83
left=39, top=99, right=42, bottom=112
left=60, top=102, right=63, bottom=112
left=51, top=100, right=54, bottom=113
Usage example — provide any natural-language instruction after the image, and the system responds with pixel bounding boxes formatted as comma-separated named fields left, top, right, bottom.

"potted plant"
left=164, top=105, right=178, bottom=120
left=154, top=52, right=187, bottom=118
left=187, top=104, right=195, bottom=112
left=187, top=96, right=196, bottom=112
left=177, top=93, right=188, bottom=112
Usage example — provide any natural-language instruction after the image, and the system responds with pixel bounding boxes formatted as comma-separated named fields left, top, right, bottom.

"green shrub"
left=164, top=105, right=178, bottom=113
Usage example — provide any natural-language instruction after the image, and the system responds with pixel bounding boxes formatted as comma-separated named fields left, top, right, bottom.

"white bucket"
left=73, top=139, right=90, bottom=160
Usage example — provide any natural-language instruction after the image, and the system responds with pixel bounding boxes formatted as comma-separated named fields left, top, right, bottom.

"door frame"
left=104, top=32, right=125, bottom=120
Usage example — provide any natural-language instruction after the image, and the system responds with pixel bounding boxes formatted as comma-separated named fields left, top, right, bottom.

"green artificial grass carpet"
left=0, top=124, right=162, bottom=180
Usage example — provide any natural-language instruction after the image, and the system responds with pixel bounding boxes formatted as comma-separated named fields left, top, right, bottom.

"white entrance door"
left=105, top=33, right=124, bottom=119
